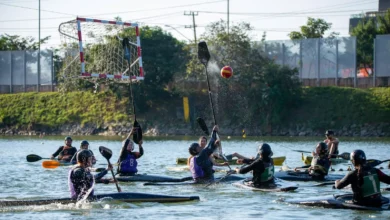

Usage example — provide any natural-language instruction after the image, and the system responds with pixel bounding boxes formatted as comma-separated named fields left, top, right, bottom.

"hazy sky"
left=0, top=0, right=379, bottom=48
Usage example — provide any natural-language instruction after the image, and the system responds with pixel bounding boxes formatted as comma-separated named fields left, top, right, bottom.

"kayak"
left=116, top=174, right=193, bottom=183
left=274, top=171, right=344, bottom=182
left=232, top=178, right=298, bottom=192
left=166, top=166, right=227, bottom=173
left=42, top=160, right=73, bottom=168
left=286, top=194, right=390, bottom=211
left=0, top=192, right=200, bottom=207
left=302, top=154, right=348, bottom=165
left=176, top=156, right=286, bottom=166
left=143, top=175, right=245, bottom=186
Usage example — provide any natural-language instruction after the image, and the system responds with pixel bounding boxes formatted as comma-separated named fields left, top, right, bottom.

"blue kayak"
left=116, top=174, right=193, bottom=182
left=286, top=194, right=390, bottom=211
left=143, top=175, right=245, bottom=186
left=0, top=192, right=200, bottom=207
left=274, top=171, right=344, bottom=182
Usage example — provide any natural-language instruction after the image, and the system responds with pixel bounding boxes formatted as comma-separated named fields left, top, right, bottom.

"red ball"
left=220, top=66, right=233, bottom=79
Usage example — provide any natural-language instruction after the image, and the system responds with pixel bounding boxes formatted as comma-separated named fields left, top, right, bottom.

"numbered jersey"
left=361, top=172, right=381, bottom=198
left=260, top=165, right=275, bottom=182
left=119, top=153, right=138, bottom=174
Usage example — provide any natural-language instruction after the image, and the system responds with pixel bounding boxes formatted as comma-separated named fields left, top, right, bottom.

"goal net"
left=59, top=17, right=144, bottom=83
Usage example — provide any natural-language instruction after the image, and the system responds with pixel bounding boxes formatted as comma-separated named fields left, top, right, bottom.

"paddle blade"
left=366, top=159, right=390, bottom=167
left=26, top=154, right=43, bottom=162
left=42, top=160, right=60, bottom=169
left=196, top=117, right=210, bottom=136
left=198, top=41, right=210, bottom=66
left=133, top=120, right=142, bottom=145
left=337, top=152, right=350, bottom=160
left=99, top=146, right=113, bottom=160
left=293, top=150, right=312, bottom=153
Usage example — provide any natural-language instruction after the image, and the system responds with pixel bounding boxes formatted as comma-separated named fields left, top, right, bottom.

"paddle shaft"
left=204, top=63, right=217, bottom=125
left=205, top=171, right=234, bottom=188
left=105, top=158, right=121, bottom=192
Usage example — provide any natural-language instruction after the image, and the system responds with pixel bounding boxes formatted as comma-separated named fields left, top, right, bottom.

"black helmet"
left=258, top=143, right=273, bottom=158
left=189, top=143, right=200, bottom=156
left=350, top=149, right=366, bottom=166
left=80, top=140, right=89, bottom=147
left=325, top=130, right=334, bottom=136
left=77, top=149, right=93, bottom=163
left=317, top=142, right=328, bottom=155
left=65, top=136, right=72, bottom=141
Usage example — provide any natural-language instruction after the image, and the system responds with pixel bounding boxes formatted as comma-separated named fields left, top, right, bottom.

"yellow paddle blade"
left=42, top=160, right=60, bottom=169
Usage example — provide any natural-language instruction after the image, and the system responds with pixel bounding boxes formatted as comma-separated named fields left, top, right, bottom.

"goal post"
left=59, top=17, right=144, bottom=82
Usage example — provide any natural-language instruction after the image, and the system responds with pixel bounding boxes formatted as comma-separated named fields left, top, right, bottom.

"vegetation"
left=0, top=91, right=129, bottom=129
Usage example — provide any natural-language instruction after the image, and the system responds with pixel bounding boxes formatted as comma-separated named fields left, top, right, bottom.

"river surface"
left=0, top=135, right=389, bottom=219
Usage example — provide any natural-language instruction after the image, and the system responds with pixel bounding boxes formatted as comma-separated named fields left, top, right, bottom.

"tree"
left=186, top=20, right=302, bottom=131
left=351, top=18, right=377, bottom=73
left=288, top=17, right=339, bottom=40
left=0, top=34, right=49, bottom=50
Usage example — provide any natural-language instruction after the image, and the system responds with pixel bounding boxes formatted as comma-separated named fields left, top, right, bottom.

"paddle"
left=196, top=117, right=210, bottom=136
left=366, top=159, right=390, bottom=167
left=99, top=146, right=121, bottom=192
left=205, top=170, right=236, bottom=188
left=198, top=41, right=216, bottom=126
left=26, top=154, right=50, bottom=162
left=123, top=37, right=142, bottom=145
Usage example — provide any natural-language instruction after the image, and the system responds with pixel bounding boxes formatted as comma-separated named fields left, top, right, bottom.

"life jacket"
left=310, top=155, right=330, bottom=176
left=259, top=162, right=274, bottom=182
left=189, top=157, right=204, bottom=180
left=119, top=153, right=138, bottom=174
left=68, top=166, right=94, bottom=200
left=360, top=169, right=381, bottom=198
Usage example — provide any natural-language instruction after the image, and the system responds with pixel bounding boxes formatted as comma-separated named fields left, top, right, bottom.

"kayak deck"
left=232, top=178, right=298, bottom=192
left=302, top=154, right=348, bottom=166
left=287, top=194, right=390, bottom=211
left=143, top=175, right=245, bottom=186
left=274, top=171, right=344, bottom=182
left=0, top=192, right=200, bottom=207
left=116, top=174, right=193, bottom=182
left=176, top=156, right=286, bottom=166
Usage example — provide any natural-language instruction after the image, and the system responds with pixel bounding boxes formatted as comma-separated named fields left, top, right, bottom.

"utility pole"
left=184, top=11, right=198, bottom=44
left=38, top=0, right=41, bottom=92
left=227, top=0, right=229, bottom=38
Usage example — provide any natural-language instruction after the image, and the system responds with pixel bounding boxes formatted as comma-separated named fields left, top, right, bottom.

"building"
left=349, top=0, right=390, bottom=34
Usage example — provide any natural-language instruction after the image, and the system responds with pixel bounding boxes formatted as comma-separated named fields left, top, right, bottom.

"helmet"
left=189, top=143, right=200, bottom=156
left=65, top=136, right=72, bottom=141
left=317, top=142, right=328, bottom=155
left=80, top=140, right=89, bottom=147
left=350, top=149, right=366, bottom=166
left=77, top=149, right=93, bottom=163
left=258, top=143, right=273, bottom=158
left=325, top=130, right=334, bottom=136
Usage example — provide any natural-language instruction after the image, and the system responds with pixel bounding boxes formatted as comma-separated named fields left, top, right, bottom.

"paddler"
left=188, top=125, right=223, bottom=183
left=50, top=136, right=77, bottom=162
left=324, top=130, right=339, bottom=159
left=188, top=136, right=229, bottom=167
left=235, top=143, right=275, bottom=187
left=117, top=127, right=144, bottom=176
left=296, top=142, right=330, bottom=180
left=68, top=149, right=118, bottom=201
left=70, top=140, right=97, bottom=165
left=335, top=150, right=390, bottom=207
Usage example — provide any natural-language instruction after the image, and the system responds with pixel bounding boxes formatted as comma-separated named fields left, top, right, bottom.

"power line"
left=197, top=9, right=377, bottom=16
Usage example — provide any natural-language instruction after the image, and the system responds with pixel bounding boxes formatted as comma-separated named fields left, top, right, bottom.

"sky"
left=0, top=0, right=379, bottom=48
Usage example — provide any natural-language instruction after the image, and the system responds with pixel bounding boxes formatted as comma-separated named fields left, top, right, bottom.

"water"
left=0, top=136, right=389, bottom=219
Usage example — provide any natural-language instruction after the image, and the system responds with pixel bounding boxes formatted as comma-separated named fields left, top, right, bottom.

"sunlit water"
left=0, top=135, right=389, bottom=219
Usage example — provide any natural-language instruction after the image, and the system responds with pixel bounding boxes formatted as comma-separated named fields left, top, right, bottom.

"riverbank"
left=1, top=87, right=390, bottom=137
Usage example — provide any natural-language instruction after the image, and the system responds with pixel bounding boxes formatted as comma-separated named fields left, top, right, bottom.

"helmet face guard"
left=350, top=150, right=366, bottom=166
left=189, top=143, right=200, bottom=156
left=77, top=149, right=93, bottom=165
left=258, top=143, right=273, bottom=158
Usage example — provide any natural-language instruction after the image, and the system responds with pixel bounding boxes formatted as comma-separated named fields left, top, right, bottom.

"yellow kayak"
left=301, top=153, right=348, bottom=165
left=176, top=156, right=286, bottom=166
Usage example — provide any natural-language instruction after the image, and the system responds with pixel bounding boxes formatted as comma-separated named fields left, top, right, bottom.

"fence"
left=0, top=50, right=55, bottom=93
left=262, top=35, right=390, bottom=88
left=1, top=36, right=390, bottom=94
